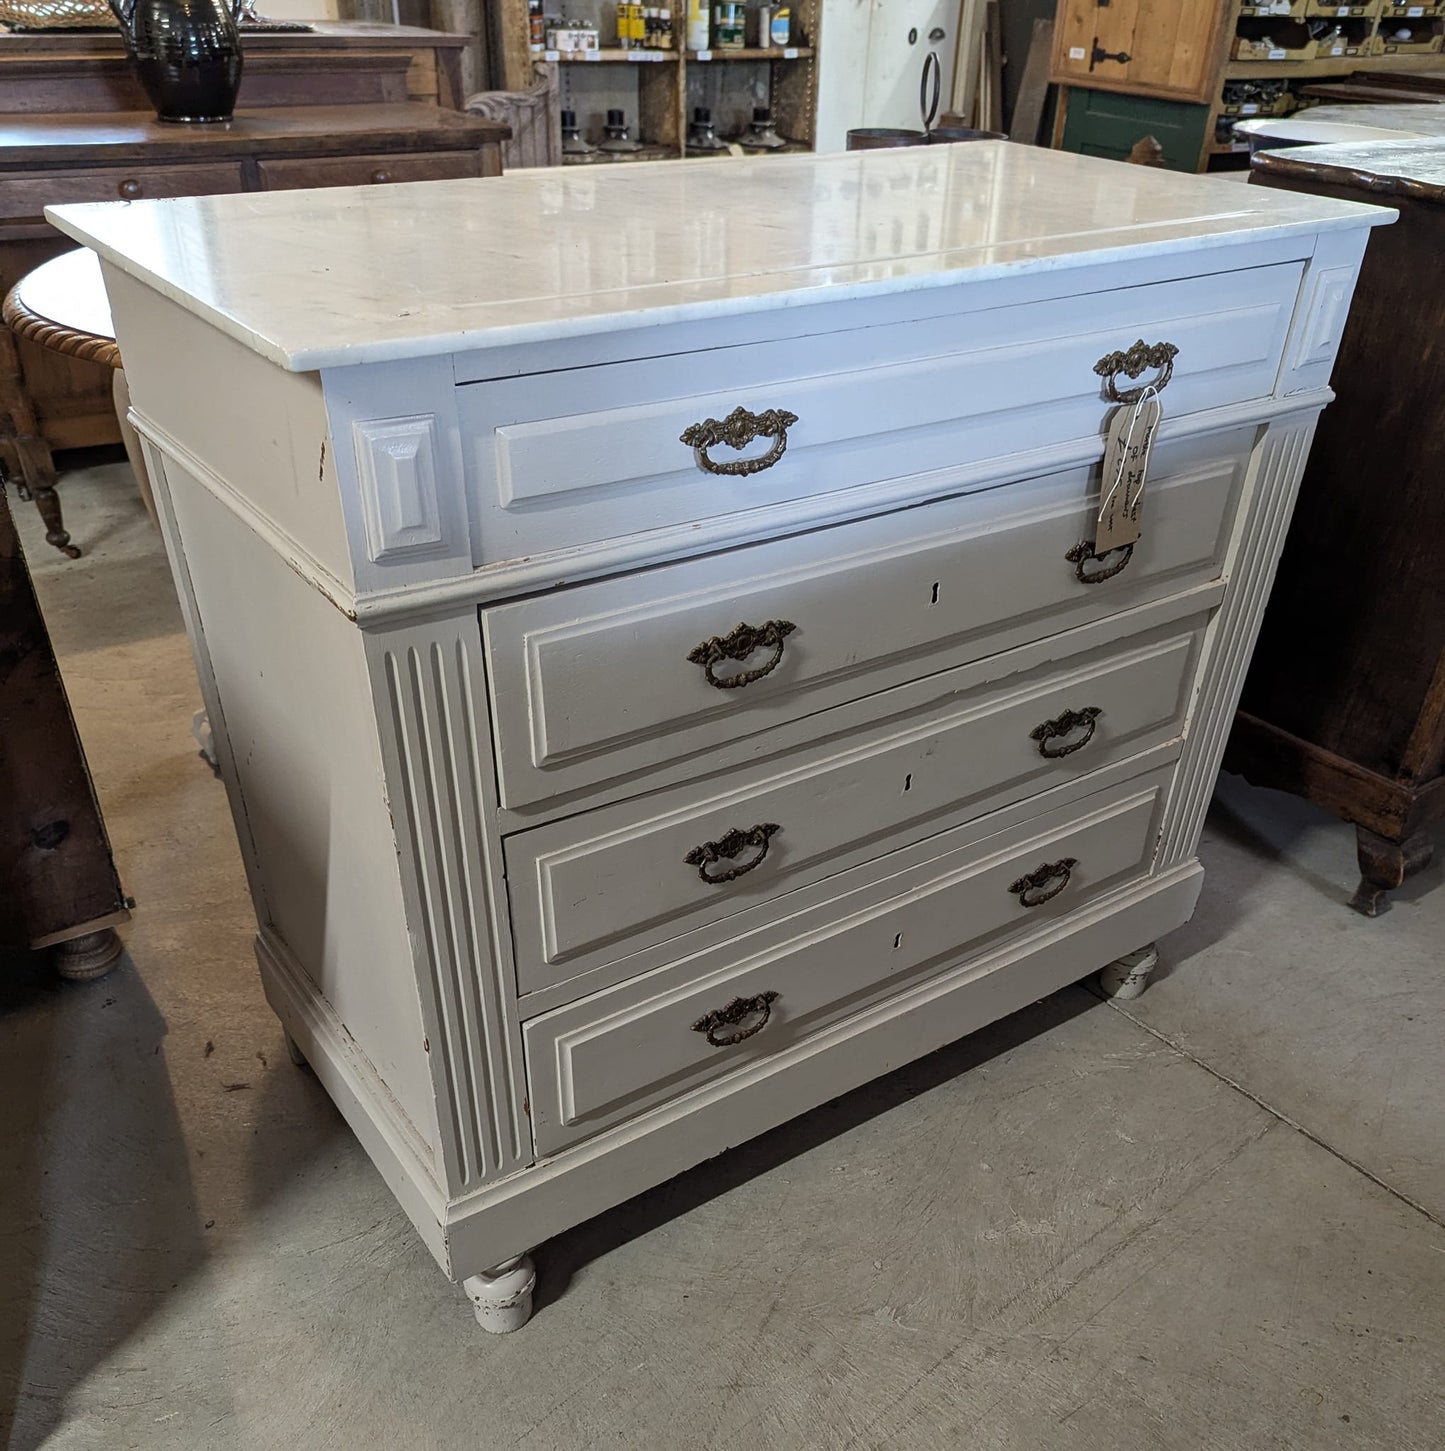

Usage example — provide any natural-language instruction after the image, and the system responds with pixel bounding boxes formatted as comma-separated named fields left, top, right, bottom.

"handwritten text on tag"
left=1095, top=391, right=1161, bottom=555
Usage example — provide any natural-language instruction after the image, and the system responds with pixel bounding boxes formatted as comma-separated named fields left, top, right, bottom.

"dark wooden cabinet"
left=0, top=481, right=128, bottom=957
left=0, top=23, right=499, bottom=476
left=1225, top=140, right=1445, bottom=915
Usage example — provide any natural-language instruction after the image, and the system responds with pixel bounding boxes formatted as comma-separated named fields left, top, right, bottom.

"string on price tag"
left=1094, top=386, right=1161, bottom=555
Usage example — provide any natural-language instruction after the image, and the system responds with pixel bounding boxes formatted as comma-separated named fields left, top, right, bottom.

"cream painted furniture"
left=50, top=146, right=1387, bottom=1333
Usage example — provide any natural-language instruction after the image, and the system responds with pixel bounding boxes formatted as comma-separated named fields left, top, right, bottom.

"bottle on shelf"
left=751, top=4, right=790, bottom=47
left=599, top=108, right=645, bottom=152
left=528, top=0, right=545, bottom=50
left=686, top=0, right=709, bottom=49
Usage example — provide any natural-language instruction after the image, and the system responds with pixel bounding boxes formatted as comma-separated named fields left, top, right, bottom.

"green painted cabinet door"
left=1059, top=87, right=1210, bottom=172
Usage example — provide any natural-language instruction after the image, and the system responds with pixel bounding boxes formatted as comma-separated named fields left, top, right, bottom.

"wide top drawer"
left=459, top=262, right=1302, bottom=567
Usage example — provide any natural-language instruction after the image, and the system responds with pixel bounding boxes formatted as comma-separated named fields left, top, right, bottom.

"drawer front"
left=459, top=262, right=1300, bottom=566
left=484, top=426, right=1250, bottom=809
left=5, top=163, right=245, bottom=220
left=506, top=620, right=1202, bottom=992
left=524, top=771, right=1168, bottom=1154
left=255, top=151, right=483, bottom=191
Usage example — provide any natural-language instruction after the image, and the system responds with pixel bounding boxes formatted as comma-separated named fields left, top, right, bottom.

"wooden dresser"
left=51, top=147, right=1386, bottom=1331
left=1227, top=138, right=1445, bottom=915
left=0, top=23, right=499, bottom=474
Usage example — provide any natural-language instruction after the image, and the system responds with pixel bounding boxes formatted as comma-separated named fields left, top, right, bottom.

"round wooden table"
left=1, top=248, right=155, bottom=558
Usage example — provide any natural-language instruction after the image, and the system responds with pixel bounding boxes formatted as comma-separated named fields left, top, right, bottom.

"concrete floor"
left=3, top=461, right=1443, bottom=1451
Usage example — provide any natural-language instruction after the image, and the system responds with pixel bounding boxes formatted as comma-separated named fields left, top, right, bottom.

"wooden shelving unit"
left=1047, top=0, right=1445, bottom=171
left=494, top=1, right=822, bottom=162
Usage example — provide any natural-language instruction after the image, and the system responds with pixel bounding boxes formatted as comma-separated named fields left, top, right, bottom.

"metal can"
left=712, top=1, right=745, bottom=49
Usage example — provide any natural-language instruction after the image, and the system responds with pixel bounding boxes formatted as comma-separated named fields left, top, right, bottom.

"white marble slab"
left=47, top=143, right=1390, bottom=372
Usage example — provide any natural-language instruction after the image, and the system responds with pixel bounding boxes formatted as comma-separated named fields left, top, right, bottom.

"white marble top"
left=47, top=143, right=1389, bottom=372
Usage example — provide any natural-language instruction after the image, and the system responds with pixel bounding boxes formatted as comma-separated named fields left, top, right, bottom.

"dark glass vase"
left=107, top=0, right=245, bottom=124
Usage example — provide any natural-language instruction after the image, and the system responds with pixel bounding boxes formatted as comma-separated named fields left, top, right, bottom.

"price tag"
left=1241, top=101, right=1259, bottom=113
left=1095, top=392, right=1162, bottom=555
left=1330, top=43, right=1344, bottom=53
left=1068, top=45, right=1086, bottom=59
left=544, top=48, right=559, bottom=60
left=1409, top=5, right=1423, bottom=12
left=1337, top=5, right=1350, bottom=12
left=784, top=46, right=799, bottom=58
left=629, top=49, right=662, bottom=59
left=695, top=47, right=712, bottom=60
left=1267, top=46, right=1288, bottom=57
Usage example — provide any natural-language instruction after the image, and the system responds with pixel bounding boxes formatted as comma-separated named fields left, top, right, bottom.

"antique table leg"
left=53, top=927, right=125, bottom=982
left=464, top=1254, right=537, bottom=1333
left=1099, top=943, right=1160, bottom=1001
left=1350, top=826, right=1435, bottom=917
left=0, top=321, right=79, bottom=558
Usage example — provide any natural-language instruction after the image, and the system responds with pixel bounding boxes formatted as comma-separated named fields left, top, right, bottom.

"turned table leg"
left=1350, top=826, right=1434, bottom=917
left=0, top=322, right=79, bottom=559
left=464, top=1254, right=537, bottom=1333
left=1099, top=943, right=1160, bottom=1001
left=53, top=927, right=125, bottom=982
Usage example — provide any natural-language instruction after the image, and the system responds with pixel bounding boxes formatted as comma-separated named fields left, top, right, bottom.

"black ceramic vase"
left=107, top=0, right=245, bottom=124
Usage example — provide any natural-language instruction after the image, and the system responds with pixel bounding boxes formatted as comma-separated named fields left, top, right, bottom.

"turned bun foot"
left=1350, top=826, right=1434, bottom=918
left=1099, top=944, right=1159, bottom=1001
left=53, top=928, right=124, bottom=982
left=464, top=1254, right=536, bottom=1334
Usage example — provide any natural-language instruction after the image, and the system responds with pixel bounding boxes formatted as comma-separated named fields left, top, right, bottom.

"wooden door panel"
left=1051, top=0, right=1225, bottom=103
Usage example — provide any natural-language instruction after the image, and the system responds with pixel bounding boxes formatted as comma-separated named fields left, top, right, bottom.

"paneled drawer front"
left=506, top=621, right=1202, bottom=992
left=484, top=426, right=1250, bottom=809
left=4, top=163, right=245, bottom=220
left=459, top=262, right=1300, bottom=565
left=525, top=771, right=1168, bottom=1154
left=255, top=151, right=483, bottom=191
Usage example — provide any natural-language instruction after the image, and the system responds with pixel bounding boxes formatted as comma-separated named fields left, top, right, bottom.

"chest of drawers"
left=50, top=145, right=1388, bottom=1334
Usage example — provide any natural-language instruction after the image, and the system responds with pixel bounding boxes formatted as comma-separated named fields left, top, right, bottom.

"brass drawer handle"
left=1094, top=339, right=1179, bottom=404
left=691, top=990, right=780, bottom=1047
left=680, top=405, right=799, bottom=477
left=370, top=168, right=394, bottom=184
left=1030, top=706, right=1102, bottom=759
left=117, top=178, right=143, bottom=199
left=1066, top=539, right=1134, bottom=584
left=684, top=823, right=780, bottom=884
left=1009, top=857, right=1078, bottom=908
left=688, top=619, right=795, bottom=690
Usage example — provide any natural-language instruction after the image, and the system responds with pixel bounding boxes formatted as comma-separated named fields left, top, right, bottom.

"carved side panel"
left=1156, top=413, right=1319, bottom=867
left=368, top=614, right=530, bottom=1194
left=354, top=415, right=446, bottom=564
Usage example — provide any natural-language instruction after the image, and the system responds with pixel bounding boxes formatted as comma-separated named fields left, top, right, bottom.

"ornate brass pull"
left=1066, top=539, right=1134, bottom=585
left=680, top=405, right=799, bottom=477
left=691, top=991, right=780, bottom=1047
left=1009, top=857, right=1078, bottom=908
left=1030, top=706, right=1102, bottom=759
left=688, top=619, right=796, bottom=690
left=1094, top=339, right=1178, bottom=404
left=685, top=823, right=781, bottom=884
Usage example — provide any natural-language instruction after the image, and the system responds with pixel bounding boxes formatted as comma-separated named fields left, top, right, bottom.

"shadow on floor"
left=532, top=983, right=1098, bottom=1318
left=0, top=949, right=207, bottom=1451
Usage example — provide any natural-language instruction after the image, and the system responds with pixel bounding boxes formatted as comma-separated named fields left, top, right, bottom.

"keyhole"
left=893, top=932, right=903, bottom=950
left=903, top=773, right=913, bottom=793
left=929, top=581, right=940, bottom=605
left=908, top=25, right=918, bottom=43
